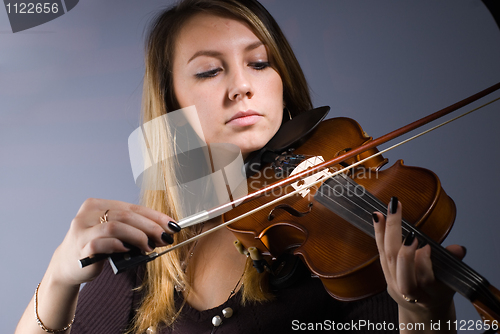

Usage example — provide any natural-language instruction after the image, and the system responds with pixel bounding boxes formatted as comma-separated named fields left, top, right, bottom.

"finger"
left=373, top=211, right=397, bottom=286
left=385, top=197, right=403, bottom=261
left=373, top=212, right=388, bottom=264
left=372, top=212, right=385, bottom=250
left=396, top=232, right=419, bottom=298
left=413, top=244, right=465, bottom=293
left=416, top=244, right=458, bottom=304
left=414, top=244, right=434, bottom=292
left=74, top=198, right=179, bottom=247
left=381, top=197, right=403, bottom=280
left=88, top=220, right=155, bottom=253
left=106, top=209, right=174, bottom=247
left=81, top=237, right=131, bottom=258
left=77, top=198, right=178, bottom=232
left=445, top=244, right=467, bottom=260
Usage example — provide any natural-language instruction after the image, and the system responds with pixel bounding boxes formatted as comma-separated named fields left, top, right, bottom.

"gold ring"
left=402, top=294, right=417, bottom=303
left=99, top=210, right=109, bottom=224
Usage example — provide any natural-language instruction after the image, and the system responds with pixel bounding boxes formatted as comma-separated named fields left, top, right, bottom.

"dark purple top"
left=72, top=262, right=398, bottom=333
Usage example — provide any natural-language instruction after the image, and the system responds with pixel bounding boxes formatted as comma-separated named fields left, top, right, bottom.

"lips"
left=226, top=110, right=263, bottom=126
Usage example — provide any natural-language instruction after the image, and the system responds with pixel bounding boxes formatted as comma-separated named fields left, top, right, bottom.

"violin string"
left=318, top=175, right=497, bottom=305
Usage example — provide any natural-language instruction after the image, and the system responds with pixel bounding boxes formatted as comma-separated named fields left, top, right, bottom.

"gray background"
left=2, top=0, right=500, bottom=332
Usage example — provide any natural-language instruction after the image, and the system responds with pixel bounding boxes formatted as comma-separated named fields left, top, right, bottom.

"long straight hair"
left=131, top=0, right=313, bottom=332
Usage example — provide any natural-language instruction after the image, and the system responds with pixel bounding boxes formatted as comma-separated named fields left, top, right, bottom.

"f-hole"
left=268, top=202, right=313, bottom=221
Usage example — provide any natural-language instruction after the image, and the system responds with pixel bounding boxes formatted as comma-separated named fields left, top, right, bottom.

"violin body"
left=225, top=117, right=456, bottom=300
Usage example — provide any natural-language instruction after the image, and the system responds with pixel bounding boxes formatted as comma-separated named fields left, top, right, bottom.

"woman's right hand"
left=15, top=198, right=179, bottom=334
left=47, top=197, right=179, bottom=286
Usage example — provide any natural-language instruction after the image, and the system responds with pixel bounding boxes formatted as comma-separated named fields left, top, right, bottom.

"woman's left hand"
left=372, top=197, right=466, bottom=315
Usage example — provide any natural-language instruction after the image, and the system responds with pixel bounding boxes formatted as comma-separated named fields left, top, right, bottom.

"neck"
left=184, top=217, right=248, bottom=311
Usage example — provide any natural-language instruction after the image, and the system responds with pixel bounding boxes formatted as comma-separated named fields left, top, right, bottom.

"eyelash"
left=250, top=61, right=270, bottom=70
left=195, top=68, right=221, bottom=79
left=195, top=61, right=271, bottom=79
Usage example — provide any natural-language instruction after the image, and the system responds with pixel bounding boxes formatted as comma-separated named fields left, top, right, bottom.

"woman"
left=15, top=0, right=465, bottom=333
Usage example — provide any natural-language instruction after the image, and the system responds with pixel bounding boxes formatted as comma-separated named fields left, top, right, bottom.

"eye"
left=195, top=68, right=222, bottom=79
left=249, top=61, right=270, bottom=70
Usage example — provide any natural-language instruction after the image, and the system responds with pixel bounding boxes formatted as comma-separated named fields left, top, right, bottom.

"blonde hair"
left=131, top=0, right=313, bottom=332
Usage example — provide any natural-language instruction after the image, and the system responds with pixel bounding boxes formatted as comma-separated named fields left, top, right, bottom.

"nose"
left=227, top=67, right=254, bottom=101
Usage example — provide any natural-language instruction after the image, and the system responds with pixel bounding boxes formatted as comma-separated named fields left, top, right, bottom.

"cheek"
left=172, top=73, right=187, bottom=108
left=266, top=72, right=284, bottom=104
left=265, top=73, right=284, bottom=119
left=273, top=76, right=284, bottom=96
left=172, top=64, right=205, bottom=108
left=174, top=78, right=215, bottom=109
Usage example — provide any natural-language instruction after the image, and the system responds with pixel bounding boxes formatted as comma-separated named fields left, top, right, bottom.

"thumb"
left=445, top=244, right=467, bottom=261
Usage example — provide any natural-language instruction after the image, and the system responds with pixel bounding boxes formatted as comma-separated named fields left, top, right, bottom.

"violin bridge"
left=287, top=155, right=334, bottom=198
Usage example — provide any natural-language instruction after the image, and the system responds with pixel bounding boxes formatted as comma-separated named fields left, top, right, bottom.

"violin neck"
left=314, top=174, right=500, bottom=314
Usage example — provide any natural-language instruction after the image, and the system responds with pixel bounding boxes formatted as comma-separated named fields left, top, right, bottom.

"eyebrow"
left=187, top=41, right=264, bottom=63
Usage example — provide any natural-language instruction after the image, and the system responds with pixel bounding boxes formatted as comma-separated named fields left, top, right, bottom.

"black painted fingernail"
left=122, top=242, right=144, bottom=254
left=390, top=196, right=398, bottom=214
left=122, top=241, right=133, bottom=249
left=418, top=239, right=427, bottom=249
left=372, top=212, right=379, bottom=223
left=462, top=246, right=467, bottom=256
left=168, top=221, right=181, bottom=233
left=161, top=232, right=174, bottom=244
left=148, top=238, right=156, bottom=250
left=404, top=232, right=415, bottom=246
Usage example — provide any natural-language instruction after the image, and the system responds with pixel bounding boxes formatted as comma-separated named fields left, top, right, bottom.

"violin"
left=225, top=110, right=500, bottom=324
left=222, top=88, right=500, bottom=327
left=83, top=82, right=500, bottom=328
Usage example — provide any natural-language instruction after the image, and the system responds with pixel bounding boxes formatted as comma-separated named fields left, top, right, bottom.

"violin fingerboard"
left=314, top=174, right=385, bottom=238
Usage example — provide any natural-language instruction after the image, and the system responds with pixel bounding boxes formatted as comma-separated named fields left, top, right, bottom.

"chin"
left=221, top=129, right=277, bottom=157
left=238, top=140, right=267, bottom=157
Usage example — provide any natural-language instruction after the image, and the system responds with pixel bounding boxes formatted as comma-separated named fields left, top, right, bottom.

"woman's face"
left=172, top=13, right=284, bottom=157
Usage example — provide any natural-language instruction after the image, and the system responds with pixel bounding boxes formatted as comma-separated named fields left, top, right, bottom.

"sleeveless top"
left=71, top=261, right=398, bottom=333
